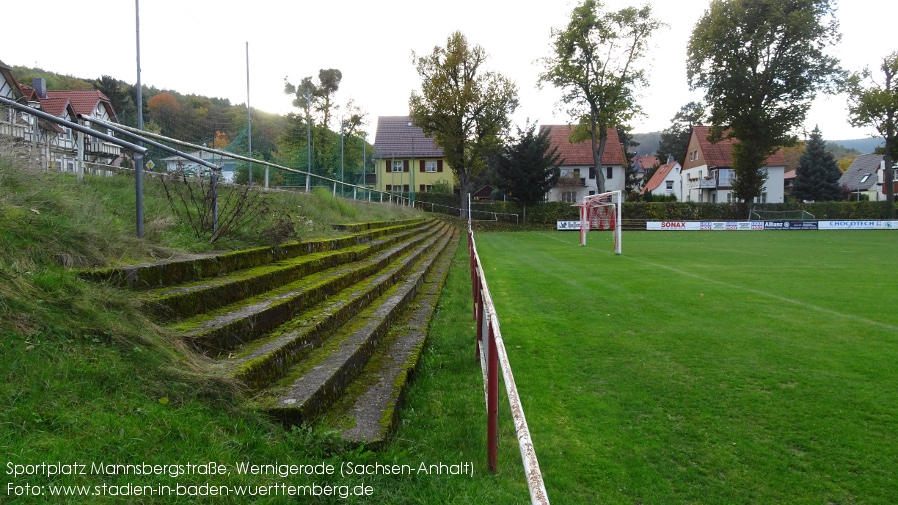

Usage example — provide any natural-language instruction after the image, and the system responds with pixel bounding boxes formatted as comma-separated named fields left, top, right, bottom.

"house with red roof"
left=1, top=63, right=121, bottom=172
left=633, top=154, right=659, bottom=183
left=540, top=125, right=627, bottom=203
left=681, top=125, right=786, bottom=203
left=1, top=59, right=29, bottom=139
left=373, top=116, right=454, bottom=195
left=640, top=159, right=683, bottom=200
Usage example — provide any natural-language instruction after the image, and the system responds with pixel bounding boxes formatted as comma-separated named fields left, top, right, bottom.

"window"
left=561, top=191, right=578, bottom=203
left=425, top=161, right=437, bottom=173
left=666, top=180, right=674, bottom=190
left=403, top=184, right=409, bottom=192
left=860, top=174, right=870, bottom=183
left=385, top=184, right=392, bottom=191
left=606, top=167, right=613, bottom=179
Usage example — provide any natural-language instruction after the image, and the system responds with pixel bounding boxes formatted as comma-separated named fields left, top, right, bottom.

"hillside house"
left=681, top=125, right=786, bottom=203
left=161, top=150, right=241, bottom=182
left=540, top=125, right=627, bottom=203
left=0, top=62, right=121, bottom=173
left=372, top=116, right=454, bottom=195
left=0, top=59, right=29, bottom=139
left=633, top=154, right=659, bottom=183
left=839, top=153, right=893, bottom=201
left=640, top=158, right=682, bottom=200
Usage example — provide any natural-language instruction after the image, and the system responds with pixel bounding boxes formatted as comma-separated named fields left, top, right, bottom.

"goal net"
left=575, top=190, right=622, bottom=254
left=748, top=208, right=816, bottom=221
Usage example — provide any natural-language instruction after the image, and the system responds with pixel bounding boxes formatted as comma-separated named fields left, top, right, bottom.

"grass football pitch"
left=468, top=230, right=898, bottom=504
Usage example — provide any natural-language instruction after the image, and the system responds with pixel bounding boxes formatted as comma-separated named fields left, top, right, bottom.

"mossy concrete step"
left=175, top=223, right=448, bottom=356
left=141, top=222, right=437, bottom=321
left=216, top=224, right=453, bottom=390
left=80, top=218, right=427, bottom=289
left=255, top=227, right=455, bottom=426
left=334, top=229, right=459, bottom=447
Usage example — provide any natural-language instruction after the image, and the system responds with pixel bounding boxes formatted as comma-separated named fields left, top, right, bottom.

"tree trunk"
left=589, top=113, right=607, bottom=193
left=885, top=111, right=895, bottom=218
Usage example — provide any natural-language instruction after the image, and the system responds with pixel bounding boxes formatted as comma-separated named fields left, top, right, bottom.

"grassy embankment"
left=1, top=149, right=536, bottom=504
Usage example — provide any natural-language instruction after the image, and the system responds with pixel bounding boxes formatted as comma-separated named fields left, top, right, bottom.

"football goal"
left=576, top=190, right=622, bottom=254
left=748, top=207, right=816, bottom=221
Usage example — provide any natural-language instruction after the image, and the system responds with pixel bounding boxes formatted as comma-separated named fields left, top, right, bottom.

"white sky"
left=3, top=0, right=896, bottom=147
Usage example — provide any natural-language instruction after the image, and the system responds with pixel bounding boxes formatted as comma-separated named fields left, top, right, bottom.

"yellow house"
left=373, top=116, right=454, bottom=196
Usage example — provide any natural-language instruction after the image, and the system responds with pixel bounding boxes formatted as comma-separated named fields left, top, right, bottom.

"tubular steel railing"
left=467, top=196, right=549, bottom=504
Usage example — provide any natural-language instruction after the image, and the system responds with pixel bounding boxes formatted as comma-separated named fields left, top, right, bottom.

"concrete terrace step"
left=140, top=222, right=435, bottom=321
left=173, top=222, right=449, bottom=356
left=80, top=218, right=427, bottom=289
left=334, top=230, right=459, bottom=446
left=80, top=216, right=459, bottom=447
left=216, top=223, right=453, bottom=390
left=254, top=228, right=456, bottom=427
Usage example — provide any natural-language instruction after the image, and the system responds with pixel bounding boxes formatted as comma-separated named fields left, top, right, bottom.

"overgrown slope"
left=0, top=147, right=428, bottom=503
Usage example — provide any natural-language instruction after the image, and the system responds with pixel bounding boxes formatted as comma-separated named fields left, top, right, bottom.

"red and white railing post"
left=467, top=221, right=550, bottom=504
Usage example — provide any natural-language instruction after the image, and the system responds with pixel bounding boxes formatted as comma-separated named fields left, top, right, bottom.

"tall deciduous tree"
left=491, top=123, right=561, bottom=220
left=409, top=31, right=518, bottom=212
left=656, top=101, right=707, bottom=165
left=792, top=126, right=842, bottom=201
left=687, top=0, right=841, bottom=204
left=540, top=0, right=663, bottom=193
left=283, top=69, right=346, bottom=177
left=845, top=51, right=898, bottom=214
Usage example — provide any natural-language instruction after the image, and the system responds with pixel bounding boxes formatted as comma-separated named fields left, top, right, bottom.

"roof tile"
left=692, top=125, right=786, bottom=167
left=373, top=116, right=443, bottom=158
left=540, top=125, right=626, bottom=166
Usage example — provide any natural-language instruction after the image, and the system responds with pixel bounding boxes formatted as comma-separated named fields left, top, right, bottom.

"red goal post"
left=575, top=190, right=622, bottom=254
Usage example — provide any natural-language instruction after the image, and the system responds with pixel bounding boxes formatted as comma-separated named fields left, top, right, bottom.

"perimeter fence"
left=467, top=196, right=549, bottom=505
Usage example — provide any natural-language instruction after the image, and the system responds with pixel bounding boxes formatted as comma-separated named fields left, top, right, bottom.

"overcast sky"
left=3, top=0, right=896, bottom=149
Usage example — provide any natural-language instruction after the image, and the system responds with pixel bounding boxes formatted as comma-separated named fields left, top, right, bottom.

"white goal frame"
left=576, top=190, right=622, bottom=254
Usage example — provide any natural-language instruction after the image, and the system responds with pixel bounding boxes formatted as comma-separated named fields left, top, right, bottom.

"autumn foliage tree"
left=540, top=0, right=663, bottom=193
left=146, top=92, right=182, bottom=135
left=845, top=51, right=898, bottom=215
left=409, top=31, right=518, bottom=212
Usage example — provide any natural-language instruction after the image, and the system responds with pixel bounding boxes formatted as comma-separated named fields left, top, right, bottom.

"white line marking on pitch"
left=623, top=256, right=898, bottom=332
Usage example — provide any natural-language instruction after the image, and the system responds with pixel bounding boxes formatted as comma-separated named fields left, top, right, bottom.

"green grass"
left=4, top=139, right=898, bottom=504
left=470, top=230, right=898, bottom=504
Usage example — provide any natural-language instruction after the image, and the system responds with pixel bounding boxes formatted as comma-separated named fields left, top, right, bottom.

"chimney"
left=32, top=78, right=47, bottom=99
left=667, top=155, right=675, bottom=164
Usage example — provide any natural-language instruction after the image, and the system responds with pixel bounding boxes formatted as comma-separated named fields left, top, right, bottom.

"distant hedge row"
left=412, top=193, right=896, bottom=224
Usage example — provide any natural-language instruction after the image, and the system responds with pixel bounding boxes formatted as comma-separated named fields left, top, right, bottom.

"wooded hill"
left=10, top=64, right=372, bottom=184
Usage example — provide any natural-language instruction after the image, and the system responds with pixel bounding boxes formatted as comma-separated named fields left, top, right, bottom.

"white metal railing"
left=468, top=194, right=549, bottom=504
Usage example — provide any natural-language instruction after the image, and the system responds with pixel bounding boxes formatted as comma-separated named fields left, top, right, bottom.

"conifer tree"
left=491, top=123, right=561, bottom=221
left=792, top=126, right=842, bottom=201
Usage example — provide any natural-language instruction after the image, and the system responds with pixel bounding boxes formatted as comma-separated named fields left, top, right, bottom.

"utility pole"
left=134, top=0, right=144, bottom=238
left=246, top=41, right=254, bottom=187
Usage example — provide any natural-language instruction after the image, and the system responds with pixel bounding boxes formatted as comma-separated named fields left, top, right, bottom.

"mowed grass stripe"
left=473, top=230, right=898, bottom=504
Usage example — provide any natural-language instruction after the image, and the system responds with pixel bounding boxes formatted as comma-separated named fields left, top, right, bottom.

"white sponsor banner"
left=646, top=222, right=702, bottom=231
left=557, top=220, right=581, bottom=231
left=648, top=221, right=758, bottom=231
left=818, top=220, right=883, bottom=230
